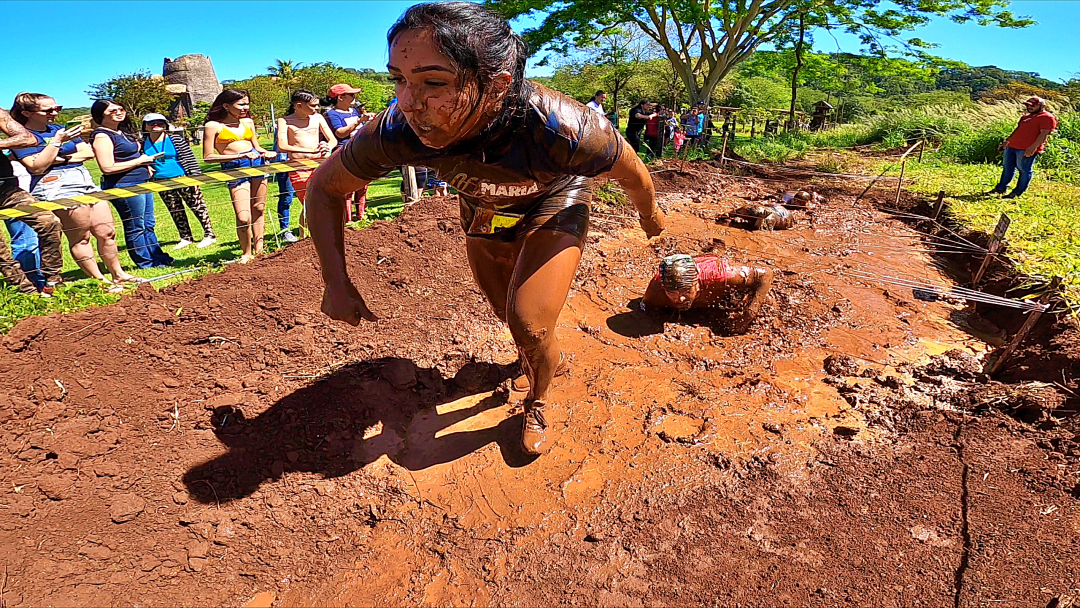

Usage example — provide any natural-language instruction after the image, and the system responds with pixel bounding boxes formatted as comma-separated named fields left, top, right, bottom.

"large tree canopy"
left=490, top=0, right=1034, bottom=105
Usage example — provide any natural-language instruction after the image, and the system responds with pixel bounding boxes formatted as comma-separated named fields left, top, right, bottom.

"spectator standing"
left=276, top=89, right=336, bottom=239
left=271, top=124, right=297, bottom=242
left=323, top=84, right=370, bottom=220
left=990, top=96, right=1057, bottom=199
left=625, top=100, right=655, bottom=155
left=0, top=106, right=64, bottom=297
left=682, top=107, right=701, bottom=150
left=202, top=89, right=277, bottom=263
left=141, top=113, right=216, bottom=250
left=90, top=99, right=174, bottom=269
left=586, top=90, right=607, bottom=115
left=643, top=108, right=662, bottom=158
left=4, top=156, right=43, bottom=288
left=11, top=93, right=139, bottom=289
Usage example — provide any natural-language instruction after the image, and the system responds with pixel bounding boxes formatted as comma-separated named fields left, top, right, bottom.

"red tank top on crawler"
left=694, top=256, right=730, bottom=286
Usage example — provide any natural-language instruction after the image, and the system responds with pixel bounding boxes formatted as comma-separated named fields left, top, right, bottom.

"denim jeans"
left=995, top=148, right=1039, bottom=196
left=111, top=193, right=173, bottom=268
left=274, top=171, right=294, bottom=231
left=3, top=219, right=43, bottom=287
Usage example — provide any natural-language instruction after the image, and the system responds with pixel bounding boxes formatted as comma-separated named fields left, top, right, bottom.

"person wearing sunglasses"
left=141, top=113, right=216, bottom=250
left=989, top=96, right=1058, bottom=199
left=90, top=99, right=174, bottom=269
left=0, top=104, right=65, bottom=297
left=9, top=93, right=141, bottom=292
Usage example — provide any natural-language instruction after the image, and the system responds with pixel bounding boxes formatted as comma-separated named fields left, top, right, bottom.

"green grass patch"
left=1, top=145, right=405, bottom=333
left=870, top=157, right=1080, bottom=306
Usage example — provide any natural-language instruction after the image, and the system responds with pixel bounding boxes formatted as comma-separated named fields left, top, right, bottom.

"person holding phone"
left=90, top=99, right=173, bottom=269
left=202, top=89, right=276, bottom=263
left=10, top=93, right=141, bottom=289
left=276, top=89, right=336, bottom=239
left=322, top=84, right=370, bottom=220
left=141, top=113, right=216, bottom=250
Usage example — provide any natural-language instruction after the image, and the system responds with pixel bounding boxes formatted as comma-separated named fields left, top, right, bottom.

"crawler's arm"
left=729, top=266, right=774, bottom=333
left=640, top=275, right=671, bottom=313
left=600, top=148, right=665, bottom=237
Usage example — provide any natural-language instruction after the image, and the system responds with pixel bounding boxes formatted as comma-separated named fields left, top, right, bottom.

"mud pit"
left=1, top=163, right=1077, bottom=607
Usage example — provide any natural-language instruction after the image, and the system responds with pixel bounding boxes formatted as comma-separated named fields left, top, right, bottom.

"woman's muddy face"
left=388, top=28, right=502, bottom=149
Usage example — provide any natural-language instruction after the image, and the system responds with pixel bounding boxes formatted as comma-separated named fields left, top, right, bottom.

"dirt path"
left=0, top=165, right=1076, bottom=607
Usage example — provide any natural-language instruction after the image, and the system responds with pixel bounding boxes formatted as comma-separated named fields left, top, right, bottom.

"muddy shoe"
left=512, top=354, right=569, bottom=392
left=521, top=399, right=553, bottom=455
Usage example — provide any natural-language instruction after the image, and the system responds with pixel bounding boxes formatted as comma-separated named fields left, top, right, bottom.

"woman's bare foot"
left=238, top=254, right=255, bottom=264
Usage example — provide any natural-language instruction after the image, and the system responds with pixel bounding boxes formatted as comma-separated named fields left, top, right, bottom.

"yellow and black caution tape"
left=0, top=159, right=322, bottom=220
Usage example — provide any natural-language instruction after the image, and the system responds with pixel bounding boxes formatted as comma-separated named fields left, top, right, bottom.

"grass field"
left=867, top=157, right=1080, bottom=307
left=0, top=144, right=405, bottom=333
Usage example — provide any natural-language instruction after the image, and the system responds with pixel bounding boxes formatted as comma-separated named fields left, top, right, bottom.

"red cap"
left=1025, top=96, right=1046, bottom=107
left=328, top=83, right=362, bottom=97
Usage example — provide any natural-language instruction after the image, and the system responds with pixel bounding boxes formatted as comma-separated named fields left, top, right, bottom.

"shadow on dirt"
left=606, top=298, right=744, bottom=338
left=183, top=357, right=535, bottom=504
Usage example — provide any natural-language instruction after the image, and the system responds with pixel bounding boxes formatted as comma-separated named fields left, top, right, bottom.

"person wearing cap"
left=640, top=254, right=774, bottom=333
left=142, top=113, right=216, bottom=250
left=322, top=83, right=371, bottom=219
left=990, top=96, right=1057, bottom=199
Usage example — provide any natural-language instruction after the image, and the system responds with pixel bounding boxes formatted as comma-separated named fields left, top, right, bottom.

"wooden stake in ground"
left=403, top=166, right=420, bottom=203
left=972, top=213, right=1011, bottom=287
left=893, top=140, right=924, bottom=206
left=986, top=275, right=1062, bottom=375
left=720, top=129, right=729, bottom=167
left=931, top=190, right=946, bottom=220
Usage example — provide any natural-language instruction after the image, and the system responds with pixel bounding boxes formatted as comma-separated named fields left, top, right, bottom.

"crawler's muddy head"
left=659, top=254, right=700, bottom=310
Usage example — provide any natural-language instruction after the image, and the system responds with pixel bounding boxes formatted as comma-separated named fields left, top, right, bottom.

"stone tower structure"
left=163, top=54, right=222, bottom=104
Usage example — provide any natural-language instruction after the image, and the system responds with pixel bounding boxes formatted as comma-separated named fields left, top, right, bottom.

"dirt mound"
left=2, top=167, right=1077, bottom=607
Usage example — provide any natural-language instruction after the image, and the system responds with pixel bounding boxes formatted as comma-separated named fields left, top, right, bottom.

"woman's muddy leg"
left=230, top=182, right=253, bottom=259
left=465, top=236, right=517, bottom=320
left=506, top=229, right=584, bottom=453
left=55, top=207, right=106, bottom=281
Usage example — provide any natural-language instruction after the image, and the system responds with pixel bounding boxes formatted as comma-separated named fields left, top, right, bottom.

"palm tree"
left=268, top=60, right=302, bottom=85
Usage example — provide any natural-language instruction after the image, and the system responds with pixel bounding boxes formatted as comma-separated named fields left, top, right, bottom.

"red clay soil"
left=0, top=165, right=1077, bottom=608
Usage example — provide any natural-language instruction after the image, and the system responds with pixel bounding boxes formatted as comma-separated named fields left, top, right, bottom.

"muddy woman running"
left=308, top=2, right=665, bottom=455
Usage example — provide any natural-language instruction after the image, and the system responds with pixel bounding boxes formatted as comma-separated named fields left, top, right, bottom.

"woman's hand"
left=321, top=280, right=378, bottom=325
left=316, top=141, right=332, bottom=155
left=137, top=154, right=159, bottom=165
left=639, top=208, right=666, bottom=238
left=245, top=150, right=261, bottom=160
left=57, top=126, right=83, bottom=143
left=261, top=150, right=277, bottom=160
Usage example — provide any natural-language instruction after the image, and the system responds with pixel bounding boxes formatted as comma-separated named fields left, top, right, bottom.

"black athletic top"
left=0, top=151, right=14, bottom=185
left=625, top=105, right=649, bottom=136
left=339, top=82, right=623, bottom=215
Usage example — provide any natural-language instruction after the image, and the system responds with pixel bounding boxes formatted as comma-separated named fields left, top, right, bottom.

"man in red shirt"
left=990, top=96, right=1057, bottom=199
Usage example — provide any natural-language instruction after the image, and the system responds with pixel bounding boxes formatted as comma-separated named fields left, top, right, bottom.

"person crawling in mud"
left=780, top=190, right=825, bottom=208
left=307, top=2, right=666, bottom=456
left=640, top=254, right=774, bottom=333
left=718, top=203, right=795, bottom=231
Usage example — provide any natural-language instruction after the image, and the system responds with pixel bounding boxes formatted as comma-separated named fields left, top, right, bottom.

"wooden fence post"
left=971, top=213, right=1011, bottom=287
left=403, top=166, right=420, bottom=203
left=986, top=275, right=1063, bottom=375
left=931, top=190, right=946, bottom=220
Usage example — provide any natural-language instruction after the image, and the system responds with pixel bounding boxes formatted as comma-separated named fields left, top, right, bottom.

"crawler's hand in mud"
left=640, top=209, right=666, bottom=238
left=321, top=282, right=378, bottom=325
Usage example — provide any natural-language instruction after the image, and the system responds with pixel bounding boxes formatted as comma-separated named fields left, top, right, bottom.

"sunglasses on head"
left=38, top=106, right=63, bottom=114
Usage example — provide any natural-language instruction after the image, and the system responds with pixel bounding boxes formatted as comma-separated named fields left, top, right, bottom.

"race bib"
left=468, top=207, right=523, bottom=235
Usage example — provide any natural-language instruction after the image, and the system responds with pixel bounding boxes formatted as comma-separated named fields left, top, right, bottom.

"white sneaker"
left=196, top=237, right=217, bottom=249
left=173, top=239, right=193, bottom=251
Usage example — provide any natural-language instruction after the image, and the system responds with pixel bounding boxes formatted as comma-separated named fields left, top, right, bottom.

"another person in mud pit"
left=719, top=203, right=795, bottom=231
left=307, top=2, right=666, bottom=455
left=640, top=254, right=774, bottom=333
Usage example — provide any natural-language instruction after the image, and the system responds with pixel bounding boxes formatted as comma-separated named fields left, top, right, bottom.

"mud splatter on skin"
left=388, top=28, right=509, bottom=149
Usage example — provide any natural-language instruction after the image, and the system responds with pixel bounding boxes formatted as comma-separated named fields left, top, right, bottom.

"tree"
left=490, top=0, right=1034, bottom=106
left=86, top=71, right=174, bottom=118
left=268, top=59, right=302, bottom=88
left=587, top=29, right=651, bottom=120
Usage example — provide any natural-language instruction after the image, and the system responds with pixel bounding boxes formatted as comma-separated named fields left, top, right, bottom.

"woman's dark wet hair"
left=286, top=89, right=319, bottom=116
left=206, top=89, right=250, bottom=123
left=387, top=1, right=531, bottom=142
left=90, top=99, right=137, bottom=135
left=659, top=254, right=698, bottom=292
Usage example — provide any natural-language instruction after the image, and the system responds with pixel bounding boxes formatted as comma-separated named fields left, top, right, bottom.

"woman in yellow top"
left=202, top=89, right=276, bottom=263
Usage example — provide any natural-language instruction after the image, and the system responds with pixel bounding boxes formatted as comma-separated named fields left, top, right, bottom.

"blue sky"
left=0, top=0, right=1075, bottom=109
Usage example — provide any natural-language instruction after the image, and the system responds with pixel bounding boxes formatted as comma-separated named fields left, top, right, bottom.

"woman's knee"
left=236, top=211, right=253, bottom=226
left=506, top=306, right=552, bottom=351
